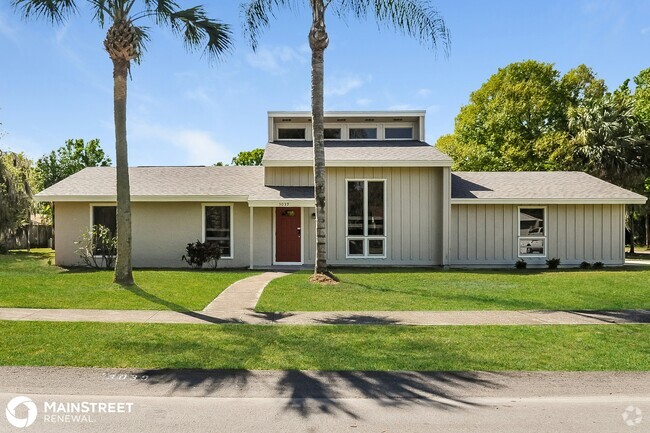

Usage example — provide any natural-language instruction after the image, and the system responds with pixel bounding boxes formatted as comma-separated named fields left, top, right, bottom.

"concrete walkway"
left=0, top=307, right=648, bottom=326
left=0, top=271, right=649, bottom=325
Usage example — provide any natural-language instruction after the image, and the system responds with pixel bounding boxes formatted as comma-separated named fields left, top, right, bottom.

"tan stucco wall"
left=54, top=201, right=251, bottom=268
left=325, top=167, right=444, bottom=266
left=449, top=203, right=626, bottom=266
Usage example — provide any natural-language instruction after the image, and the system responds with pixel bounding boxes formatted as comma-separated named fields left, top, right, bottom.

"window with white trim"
left=346, top=180, right=386, bottom=258
left=278, top=128, right=306, bottom=140
left=518, top=207, right=546, bottom=257
left=385, top=127, right=413, bottom=139
left=204, top=205, right=233, bottom=258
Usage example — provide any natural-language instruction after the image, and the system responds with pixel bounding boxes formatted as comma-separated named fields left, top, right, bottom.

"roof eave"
left=37, top=195, right=250, bottom=203
left=263, top=160, right=453, bottom=167
left=451, top=197, right=648, bottom=205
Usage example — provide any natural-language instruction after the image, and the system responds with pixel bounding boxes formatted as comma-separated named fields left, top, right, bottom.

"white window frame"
left=384, top=123, right=414, bottom=140
left=345, top=179, right=387, bottom=259
left=517, top=206, right=547, bottom=258
left=276, top=123, right=310, bottom=141
left=347, top=124, right=379, bottom=141
left=89, top=203, right=117, bottom=258
left=202, top=203, right=234, bottom=260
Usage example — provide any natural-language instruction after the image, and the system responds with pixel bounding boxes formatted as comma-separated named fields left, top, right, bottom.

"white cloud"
left=246, top=45, right=307, bottom=75
left=417, top=88, right=432, bottom=97
left=130, top=121, right=232, bottom=166
left=325, top=74, right=371, bottom=96
left=184, top=87, right=211, bottom=104
left=356, top=98, right=372, bottom=107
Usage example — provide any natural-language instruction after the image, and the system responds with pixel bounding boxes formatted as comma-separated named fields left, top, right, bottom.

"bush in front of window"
left=181, top=240, right=222, bottom=269
left=546, top=258, right=561, bottom=269
left=515, top=259, right=527, bottom=269
left=579, top=261, right=591, bottom=269
left=75, top=224, right=117, bottom=269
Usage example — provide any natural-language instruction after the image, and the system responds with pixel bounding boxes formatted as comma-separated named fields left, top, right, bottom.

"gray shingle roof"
left=35, top=166, right=315, bottom=203
left=452, top=171, right=647, bottom=204
left=263, top=140, right=452, bottom=166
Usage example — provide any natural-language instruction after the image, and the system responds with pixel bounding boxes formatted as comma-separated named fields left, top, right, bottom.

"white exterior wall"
left=449, top=203, right=626, bottom=266
left=326, top=167, right=444, bottom=266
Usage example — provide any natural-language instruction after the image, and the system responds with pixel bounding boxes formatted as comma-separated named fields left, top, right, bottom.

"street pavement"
left=0, top=368, right=648, bottom=432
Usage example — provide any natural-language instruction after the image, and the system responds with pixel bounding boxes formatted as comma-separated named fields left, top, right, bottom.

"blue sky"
left=1, top=0, right=649, bottom=166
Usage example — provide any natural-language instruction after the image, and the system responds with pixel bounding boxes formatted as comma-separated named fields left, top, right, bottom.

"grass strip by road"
left=0, top=249, right=257, bottom=311
left=1, top=321, right=648, bottom=370
left=257, top=268, right=650, bottom=312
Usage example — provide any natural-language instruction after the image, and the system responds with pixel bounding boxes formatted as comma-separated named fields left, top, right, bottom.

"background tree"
left=632, top=68, right=650, bottom=247
left=14, top=0, right=233, bottom=285
left=0, top=151, right=36, bottom=252
left=441, top=61, right=607, bottom=171
left=230, top=148, right=264, bottom=166
left=37, top=139, right=111, bottom=189
left=243, top=0, right=449, bottom=278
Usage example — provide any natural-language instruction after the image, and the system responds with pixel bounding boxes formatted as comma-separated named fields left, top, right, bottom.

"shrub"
left=593, top=261, right=605, bottom=269
left=515, top=259, right=527, bottom=269
left=0, top=243, right=7, bottom=255
left=182, top=240, right=221, bottom=269
left=546, top=258, right=561, bottom=269
left=75, top=224, right=117, bottom=269
left=579, top=261, right=591, bottom=269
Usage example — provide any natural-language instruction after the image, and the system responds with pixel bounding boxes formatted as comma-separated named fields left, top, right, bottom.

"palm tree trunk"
left=310, top=0, right=329, bottom=275
left=112, top=58, right=134, bottom=285
left=645, top=208, right=650, bottom=248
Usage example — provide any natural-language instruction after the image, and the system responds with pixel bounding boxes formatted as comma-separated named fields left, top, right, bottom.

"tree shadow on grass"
left=566, top=310, right=650, bottom=324
left=138, top=368, right=501, bottom=420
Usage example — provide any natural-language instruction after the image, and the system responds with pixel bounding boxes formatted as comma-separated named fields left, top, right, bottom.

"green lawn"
left=0, top=321, right=648, bottom=370
left=257, top=268, right=650, bottom=312
left=0, top=249, right=257, bottom=311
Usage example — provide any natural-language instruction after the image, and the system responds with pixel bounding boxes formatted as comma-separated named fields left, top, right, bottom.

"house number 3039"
left=278, top=202, right=290, bottom=207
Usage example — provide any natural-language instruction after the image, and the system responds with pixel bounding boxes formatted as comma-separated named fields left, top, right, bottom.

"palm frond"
left=334, top=0, right=450, bottom=54
left=168, top=6, right=233, bottom=61
left=142, top=0, right=180, bottom=25
left=241, top=0, right=299, bottom=51
left=12, top=0, right=78, bottom=23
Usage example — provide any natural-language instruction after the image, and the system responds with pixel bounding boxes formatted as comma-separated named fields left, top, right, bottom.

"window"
left=278, top=128, right=306, bottom=140
left=91, top=206, right=116, bottom=255
left=349, top=128, right=377, bottom=140
left=204, top=205, right=233, bottom=258
left=324, top=128, right=342, bottom=139
left=385, top=127, right=413, bottom=139
left=518, top=207, right=546, bottom=257
left=346, top=180, right=386, bottom=258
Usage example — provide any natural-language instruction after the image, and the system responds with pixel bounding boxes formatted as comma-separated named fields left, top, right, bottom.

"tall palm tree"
left=242, top=0, right=449, bottom=277
left=13, top=0, right=233, bottom=285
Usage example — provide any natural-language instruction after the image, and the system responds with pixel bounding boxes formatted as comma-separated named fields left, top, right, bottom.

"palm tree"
left=13, top=0, right=233, bottom=285
left=242, top=0, right=449, bottom=277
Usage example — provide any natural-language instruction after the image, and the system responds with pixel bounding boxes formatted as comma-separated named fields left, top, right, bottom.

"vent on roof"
left=364, top=118, right=375, bottom=122
left=281, top=118, right=292, bottom=122
left=336, top=118, right=347, bottom=122
left=393, top=118, right=403, bottom=121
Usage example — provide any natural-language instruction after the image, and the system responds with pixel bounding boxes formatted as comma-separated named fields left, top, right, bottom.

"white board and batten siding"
left=450, top=203, right=625, bottom=266
left=326, top=167, right=445, bottom=266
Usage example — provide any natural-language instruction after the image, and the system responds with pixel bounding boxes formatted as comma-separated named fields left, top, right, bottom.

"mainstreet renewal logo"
left=622, top=406, right=643, bottom=427
left=5, top=397, right=37, bottom=428
left=5, top=396, right=134, bottom=428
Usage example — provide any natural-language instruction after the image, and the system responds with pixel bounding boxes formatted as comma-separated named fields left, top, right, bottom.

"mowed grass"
left=257, top=268, right=650, bottom=312
left=0, top=321, right=648, bottom=370
left=0, top=249, right=257, bottom=311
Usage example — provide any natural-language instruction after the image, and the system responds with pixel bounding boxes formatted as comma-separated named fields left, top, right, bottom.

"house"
left=35, top=111, right=647, bottom=268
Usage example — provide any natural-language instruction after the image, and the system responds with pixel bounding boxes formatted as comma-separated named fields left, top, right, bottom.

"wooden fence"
left=0, top=225, right=53, bottom=250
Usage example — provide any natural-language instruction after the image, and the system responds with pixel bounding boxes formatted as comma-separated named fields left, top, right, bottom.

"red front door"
left=275, top=207, right=301, bottom=263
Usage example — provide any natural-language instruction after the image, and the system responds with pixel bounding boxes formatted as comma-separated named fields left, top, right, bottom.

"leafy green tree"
left=242, top=0, right=449, bottom=276
left=230, top=148, right=264, bottom=166
left=0, top=151, right=36, bottom=252
left=632, top=68, right=650, bottom=247
left=447, top=61, right=606, bottom=171
left=37, top=139, right=111, bottom=189
left=14, top=0, right=233, bottom=285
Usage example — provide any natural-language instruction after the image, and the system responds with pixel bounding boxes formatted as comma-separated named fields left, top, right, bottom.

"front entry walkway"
left=0, top=272, right=648, bottom=325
